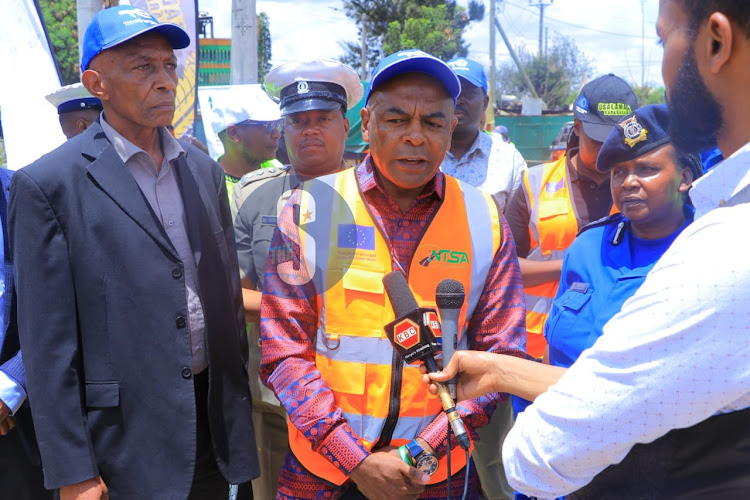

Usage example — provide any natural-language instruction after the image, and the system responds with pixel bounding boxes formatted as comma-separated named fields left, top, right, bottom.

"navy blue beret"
left=596, top=103, right=671, bottom=172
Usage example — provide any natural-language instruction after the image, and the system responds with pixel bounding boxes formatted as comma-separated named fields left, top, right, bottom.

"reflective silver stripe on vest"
left=457, top=180, right=497, bottom=348
left=524, top=165, right=570, bottom=317
left=316, top=337, right=394, bottom=365
left=341, top=413, right=430, bottom=445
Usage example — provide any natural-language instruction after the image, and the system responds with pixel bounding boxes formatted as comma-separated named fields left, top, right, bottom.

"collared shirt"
left=441, top=131, right=527, bottom=212
left=101, top=116, right=207, bottom=373
left=0, top=213, right=25, bottom=414
left=260, top=158, right=526, bottom=498
left=505, top=148, right=612, bottom=257
left=502, top=141, right=750, bottom=498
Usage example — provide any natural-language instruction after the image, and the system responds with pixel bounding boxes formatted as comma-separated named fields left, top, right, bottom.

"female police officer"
left=545, top=103, right=702, bottom=368
left=424, top=103, right=703, bottom=403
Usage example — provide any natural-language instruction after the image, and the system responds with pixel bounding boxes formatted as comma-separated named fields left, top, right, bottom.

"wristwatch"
left=405, top=439, right=439, bottom=476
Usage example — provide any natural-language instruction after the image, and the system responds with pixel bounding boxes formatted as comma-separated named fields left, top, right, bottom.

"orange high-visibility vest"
left=522, top=156, right=615, bottom=358
left=286, top=169, right=502, bottom=485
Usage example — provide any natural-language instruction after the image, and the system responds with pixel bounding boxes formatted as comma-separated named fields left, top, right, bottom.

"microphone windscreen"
left=435, top=279, right=465, bottom=309
left=383, top=271, right=419, bottom=319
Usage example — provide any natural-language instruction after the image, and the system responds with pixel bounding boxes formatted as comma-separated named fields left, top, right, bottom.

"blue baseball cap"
left=596, top=104, right=672, bottom=172
left=365, top=50, right=461, bottom=106
left=81, top=6, right=190, bottom=72
left=447, top=57, right=487, bottom=94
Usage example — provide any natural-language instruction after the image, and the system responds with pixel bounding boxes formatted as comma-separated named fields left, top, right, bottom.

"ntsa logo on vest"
left=419, top=249, right=470, bottom=268
left=394, top=318, right=421, bottom=350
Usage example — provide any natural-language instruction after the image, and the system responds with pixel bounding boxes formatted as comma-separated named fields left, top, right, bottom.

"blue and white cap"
left=447, top=57, right=487, bottom=93
left=81, top=6, right=190, bottom=72
left=45, top=83, right=102, bottom=114
left=365, top=50, right=461, bottom=105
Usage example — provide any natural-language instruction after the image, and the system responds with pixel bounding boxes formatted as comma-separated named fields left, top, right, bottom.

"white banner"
left=0, top=0, right=65, bottom=170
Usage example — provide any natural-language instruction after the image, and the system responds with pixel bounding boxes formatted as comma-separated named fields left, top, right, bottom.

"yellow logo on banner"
left=130, top=0, right=196, bottom=138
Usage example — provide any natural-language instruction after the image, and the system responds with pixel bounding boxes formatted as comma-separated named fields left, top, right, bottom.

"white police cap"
left=45, top=83, right=103, bottom=115
left=207, top=84, right=281, bottom=134
left=264, top=59, right=364, bottom=117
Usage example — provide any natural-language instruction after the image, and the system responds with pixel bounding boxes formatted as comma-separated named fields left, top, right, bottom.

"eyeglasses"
left=235, top=119, right=284, bottom=134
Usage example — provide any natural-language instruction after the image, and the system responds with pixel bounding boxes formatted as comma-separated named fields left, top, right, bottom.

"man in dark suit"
left=0, top=167, right=52, bottom=500
left=9, top=6, right=258, bottom=499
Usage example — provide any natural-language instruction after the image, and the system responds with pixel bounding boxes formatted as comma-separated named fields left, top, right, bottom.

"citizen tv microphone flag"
left=383, top=271, right=470, bottom=451
left=435, top=279, right=465, bottom=401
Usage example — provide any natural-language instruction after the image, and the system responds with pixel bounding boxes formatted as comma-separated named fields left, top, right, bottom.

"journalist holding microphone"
left=425, top=88, right=750, bottom=498
left=258, top=50, right=526, bottom=499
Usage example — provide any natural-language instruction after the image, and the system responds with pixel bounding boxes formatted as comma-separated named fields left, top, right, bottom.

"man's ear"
left=704, top=12, right=734, bottom=74
left=573, top=119, right=582, bottom=138
left=361, top=107, right=371, bottom=143
left=225, top=125, right=241, bottom=143
left=76, top=118, right=89, bottom=135
left=81, top=69, right=106, bottom=101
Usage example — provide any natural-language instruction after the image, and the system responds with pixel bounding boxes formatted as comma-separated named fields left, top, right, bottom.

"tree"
left=498, top=35, right=592, bottom=110
left=257, top=12, right=272, bottom=82
left=633, top=85, right=666, bottom=106
left=383, top=5, right=463, bottom=59
left=341, top=0, right=484, bottom=75
left=40, top=0, right=80, bottom=85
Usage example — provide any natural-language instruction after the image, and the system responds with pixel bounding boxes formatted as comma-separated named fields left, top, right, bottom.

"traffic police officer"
left=208, top=84, right=283, bottom=204
left=546, top=103, right=702, bottom=371
left=45, top=82, right=103, bottom=140
left=231, top=58, right=363, bottom=499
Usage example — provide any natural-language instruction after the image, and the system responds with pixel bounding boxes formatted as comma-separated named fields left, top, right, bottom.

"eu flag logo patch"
left=338, top=224, right=376, bottom=250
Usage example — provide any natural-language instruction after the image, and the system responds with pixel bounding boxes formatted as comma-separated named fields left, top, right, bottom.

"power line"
left=504, top=0, right=658, bottom=40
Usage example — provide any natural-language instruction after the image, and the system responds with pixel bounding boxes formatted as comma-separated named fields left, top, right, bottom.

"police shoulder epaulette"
left=577, top=213, right=624, bottom=237
left=238, top=164, right=290, bottom=187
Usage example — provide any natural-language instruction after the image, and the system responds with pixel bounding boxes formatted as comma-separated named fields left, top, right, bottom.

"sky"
left=198, top=0, right=665, bottom=89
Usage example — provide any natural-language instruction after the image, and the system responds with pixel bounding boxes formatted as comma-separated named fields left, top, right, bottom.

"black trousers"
left=188, top=370, right=230, bottom=500
left=0, top=424, right=52, bottom=500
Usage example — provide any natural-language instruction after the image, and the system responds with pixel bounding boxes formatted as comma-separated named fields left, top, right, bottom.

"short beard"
left=667, top=46, right=723, bottom=155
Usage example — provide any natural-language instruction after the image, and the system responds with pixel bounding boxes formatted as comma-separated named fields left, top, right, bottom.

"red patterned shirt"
left=260, top=157, right=526, bottom=498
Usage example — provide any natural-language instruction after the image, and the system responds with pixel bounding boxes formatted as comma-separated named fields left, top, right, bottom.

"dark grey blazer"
left=8, top=122, right=258, bottom=498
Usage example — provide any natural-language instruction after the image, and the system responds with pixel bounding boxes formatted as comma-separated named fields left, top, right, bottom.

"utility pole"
left=231, top=0, right=258, bottom=84
left=76, top=0, right=102, bottom=63
left=494, top=15, right=539, bottom=98
left=529, top=0, right=554, bottom=56
left=489, top=0, right=496, bottom=119
left=360, top=14, right=368, bottom=80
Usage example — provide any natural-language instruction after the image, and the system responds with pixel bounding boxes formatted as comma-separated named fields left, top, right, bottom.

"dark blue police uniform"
left=545, top=210, right=693, bottom=368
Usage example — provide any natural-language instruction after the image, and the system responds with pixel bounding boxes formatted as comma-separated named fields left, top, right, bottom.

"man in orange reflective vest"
left=259, top=50, right=526, bottom=499
left=505, top=74, right=638, bottom=360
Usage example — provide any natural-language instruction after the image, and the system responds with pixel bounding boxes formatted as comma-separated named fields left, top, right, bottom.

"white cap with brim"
left=81, top=5, right=190, bottom=72
left=208, top=84, right=281, bottom=134
left=264, top=59, right=364, bottom=117
left=45, top=83, right=102, bottom=114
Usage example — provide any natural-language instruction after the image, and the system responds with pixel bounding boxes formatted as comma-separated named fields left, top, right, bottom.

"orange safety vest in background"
left=286, top=169, right=502, bottom=485
left=523, top=156, right=580, bottom=359
left=522, top=156, right=616, bottom=359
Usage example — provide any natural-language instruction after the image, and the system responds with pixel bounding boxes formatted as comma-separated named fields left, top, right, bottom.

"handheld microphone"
left=435, top=279, right=465, bottom=400
left=383, top=271, right=470, bottom=451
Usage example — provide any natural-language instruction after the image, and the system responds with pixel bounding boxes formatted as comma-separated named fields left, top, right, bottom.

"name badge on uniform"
left=570, top=282, right=589, bottom=293
left=261, top=215, right=278, bottom=226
